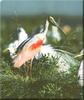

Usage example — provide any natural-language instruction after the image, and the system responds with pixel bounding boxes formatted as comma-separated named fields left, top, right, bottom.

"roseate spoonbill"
left=74, top=49, right=84, bottom=87
left=4, top=16, right=75, bottom=76
left=12, top=16, right=58, bottom=76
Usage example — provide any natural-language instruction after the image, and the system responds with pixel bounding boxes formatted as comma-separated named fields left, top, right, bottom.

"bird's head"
left=48, top=16, right=57, bottom=26
left=47, top=16, right=66, bottom=34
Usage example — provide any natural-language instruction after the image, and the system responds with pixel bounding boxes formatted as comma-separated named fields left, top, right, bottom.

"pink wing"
left=13, top=39, right=43, bottom=68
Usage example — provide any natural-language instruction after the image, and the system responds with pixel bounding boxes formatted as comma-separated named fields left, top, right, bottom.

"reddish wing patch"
left=30, top=39, right=43, bottom=50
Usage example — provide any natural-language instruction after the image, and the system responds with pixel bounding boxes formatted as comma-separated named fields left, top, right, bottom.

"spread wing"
left=15, top=37, right=31, bottom=53
left=13, top=36, right=43, bottom=68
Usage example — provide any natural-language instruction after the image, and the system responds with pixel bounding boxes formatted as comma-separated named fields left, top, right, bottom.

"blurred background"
left=0, top=0, right=83, bottom=99
left=0, top=0, right=83, bottom=53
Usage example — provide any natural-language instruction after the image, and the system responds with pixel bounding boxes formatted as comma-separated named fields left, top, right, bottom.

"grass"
left=0, top=55, right=83, bottom=99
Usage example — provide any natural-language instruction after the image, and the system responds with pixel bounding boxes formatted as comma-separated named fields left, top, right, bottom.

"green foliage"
left=0, top=55, right=83, bottom=99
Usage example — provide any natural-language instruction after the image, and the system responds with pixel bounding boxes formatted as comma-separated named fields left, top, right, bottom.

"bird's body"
left=13, top=35, right=43, bottom=67
left=13, top=20, right=49, bottom=68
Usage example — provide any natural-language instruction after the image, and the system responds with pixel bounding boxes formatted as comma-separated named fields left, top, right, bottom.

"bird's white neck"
left=36, top=20, right=49, bottom=41
left=43, top=20, right=49, bottom=36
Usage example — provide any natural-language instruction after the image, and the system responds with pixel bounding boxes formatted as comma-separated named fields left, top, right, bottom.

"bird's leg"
left=28, top=60, right=32, bottom=77
left=24, top=63, right=28, bottom=77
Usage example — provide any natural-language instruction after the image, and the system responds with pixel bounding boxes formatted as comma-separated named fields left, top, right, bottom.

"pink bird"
left=13, top=16, right=57, bottom=76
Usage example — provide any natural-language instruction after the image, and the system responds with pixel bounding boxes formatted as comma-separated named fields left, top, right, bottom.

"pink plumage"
left=13, top=39, right=43, bottom=68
